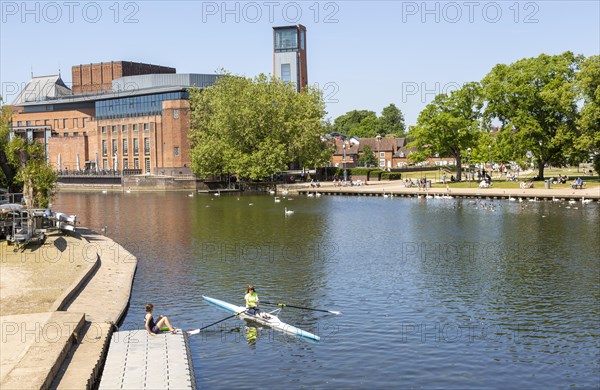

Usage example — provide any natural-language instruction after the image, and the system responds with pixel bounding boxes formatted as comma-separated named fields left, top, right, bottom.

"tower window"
left=281, top=64, right=291, bottom=82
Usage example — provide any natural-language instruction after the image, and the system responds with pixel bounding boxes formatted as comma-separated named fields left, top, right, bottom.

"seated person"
left=527, top=181, right=534, bottom=188
left=450, top=175, right=456, bottom=182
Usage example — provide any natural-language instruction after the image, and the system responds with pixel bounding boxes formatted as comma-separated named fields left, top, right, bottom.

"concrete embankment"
left=0, top=229, right=137, bottom=390
left=281, top=181, right=600, bottom=201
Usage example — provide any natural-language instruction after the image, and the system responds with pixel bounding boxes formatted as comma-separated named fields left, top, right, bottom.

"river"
left=54, top=192, right=599, bottom=389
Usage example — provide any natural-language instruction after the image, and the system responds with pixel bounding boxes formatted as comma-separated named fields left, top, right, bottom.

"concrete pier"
left=99, top=330, right=196, bottom=390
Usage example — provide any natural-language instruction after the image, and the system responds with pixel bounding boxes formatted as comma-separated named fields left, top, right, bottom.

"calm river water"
left=54, top=192, right=599, bottom=389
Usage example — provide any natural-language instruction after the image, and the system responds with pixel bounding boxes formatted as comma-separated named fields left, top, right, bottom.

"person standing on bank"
left=245, top=285, right=270, bottom=320
left=145, top=303, right=177, bottom=335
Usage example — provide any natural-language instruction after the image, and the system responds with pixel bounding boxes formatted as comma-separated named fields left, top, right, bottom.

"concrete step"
left=1, top=312, right=86, bottom=390
left=51, top=322, right=113, bottom=390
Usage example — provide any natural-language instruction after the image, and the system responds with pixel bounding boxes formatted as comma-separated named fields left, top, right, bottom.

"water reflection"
left=53, top=192, right=600, bottom=389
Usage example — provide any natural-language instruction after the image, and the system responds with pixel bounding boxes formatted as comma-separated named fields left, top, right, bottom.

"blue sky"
left=1, top=1, right=599, bottom=126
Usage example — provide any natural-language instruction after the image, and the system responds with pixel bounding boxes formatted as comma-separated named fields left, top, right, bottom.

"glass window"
left=173, top=109, right=179, bottom=119
left=64, top=132, right=69, bottom=137
left=102, top=126, right=106, bottom=134
left=144, top=138, right=150, bottom=155
left=82, top=118, right=86, bottom=128
left=102, top=140, right=107, bottom=156
left=112, top=139, right=117, bottom=154
left=123, top=139, right=128, bottom=155
left=300, top=30, right=305, bottom=50
left=17, top=121, right=22, bottom=127
left=143, top=123, right=149, bottom=132
left=123, top=158, right=129, bottom=169
left=281, top=64, right=291, bottom=82
left=63, top=119, right=67, bottom=128
left=145, top=158, right=150, bottom=174
left=174, top=146, right=179, bottom=156
left=133, top=139, right=139, bottom=155
left=74, top=118, right=78, bottom=128
left=26, top=120, right=31, bottom=126
left=112, top=125, right=117, bottom=134
left=134, top=158, right=139, bottom=169
left=103, top=159, right=107, bottom=170
left=73, top=132, right=79, bottom=136
left=122, top=124, right=127, bottom=133
left=133, top=124, right=138, bottom=132
left=274, top=28, right=298, bottom=51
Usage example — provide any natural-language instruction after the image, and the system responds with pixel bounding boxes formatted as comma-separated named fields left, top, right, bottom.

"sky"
left=1, top=0, right=599, bottom=126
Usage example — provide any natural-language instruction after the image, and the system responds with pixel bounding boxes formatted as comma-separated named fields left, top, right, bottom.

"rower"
left=245, top=285, right=270, bottom=320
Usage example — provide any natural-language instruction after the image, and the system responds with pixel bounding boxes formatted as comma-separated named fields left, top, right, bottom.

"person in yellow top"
left=245, top=284, right=270, bottom=320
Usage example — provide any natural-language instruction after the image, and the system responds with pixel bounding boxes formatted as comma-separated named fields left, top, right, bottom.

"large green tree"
left=332, top=110, right=378, bottom=137
left=188, top=73, right=331, bottom=180
left=575, top=55, right=600, bottom=159
left=482, top=52, right=581, bottom=179
left=331, top=104, right=406, bottom=138
left=380, top=103, right=406, bottom=136
left=408, top=82, right=483, bottom=180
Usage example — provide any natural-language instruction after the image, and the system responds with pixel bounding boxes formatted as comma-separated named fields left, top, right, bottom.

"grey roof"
left=13, top=73, right=220, bottom=107
left=112, top=73, right=220, bottom=91
left=12, top=75, right=72, bottom=105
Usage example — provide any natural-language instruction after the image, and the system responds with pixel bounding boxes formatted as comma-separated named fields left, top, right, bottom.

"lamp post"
left=343, top=142, right=347, bottom=182
left=376, top=134, right=382, bottom=168
left=467, top=147, right=472, bottom=187
left=488, top=145, right=491, bottom=175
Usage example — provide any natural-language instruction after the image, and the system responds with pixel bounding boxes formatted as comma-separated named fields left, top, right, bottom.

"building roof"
left=12, top=75, right=72, bottom=105
left=12, top=73, right=220, bottom=107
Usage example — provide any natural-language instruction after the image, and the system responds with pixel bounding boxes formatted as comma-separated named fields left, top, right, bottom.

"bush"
left=593, top=154, right=600, bottom=175
left=381, top=172, right=402, bottom=180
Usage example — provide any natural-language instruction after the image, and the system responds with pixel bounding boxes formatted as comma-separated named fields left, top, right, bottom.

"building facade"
left=273, top=25, right=308, bottom=92
left=9, top=61, right=218, bottom=176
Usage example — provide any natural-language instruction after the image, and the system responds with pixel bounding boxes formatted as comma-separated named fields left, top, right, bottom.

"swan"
left=307, top=193, right=314, bottom=198
left=188, top=193, right=194, bottom=197
left=102, top=190, right=108, bottom=194
left=508, top=196, right=516, bottom=201
left=214, top=191, right=221, bottom=197
left=315, top=192, right=322, bottom=197
left=274, top=197, right=281, bottom=203
left=582, top=197, right=592, bottom=204
left=568, top=199, right=576, bottom=205
left=285, top=207, right=294, bottom=215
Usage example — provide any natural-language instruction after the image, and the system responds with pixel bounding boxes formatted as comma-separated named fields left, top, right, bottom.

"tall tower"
left=273, top=25, right=307, bottom=92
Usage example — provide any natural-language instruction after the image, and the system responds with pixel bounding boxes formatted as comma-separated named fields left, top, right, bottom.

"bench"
left=571, top=182, right=586, bottom=189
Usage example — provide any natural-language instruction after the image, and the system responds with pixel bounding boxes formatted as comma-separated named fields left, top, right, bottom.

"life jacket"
left=245, top=292, right=258, bottom=308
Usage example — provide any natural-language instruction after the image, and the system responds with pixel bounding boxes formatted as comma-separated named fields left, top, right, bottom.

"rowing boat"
left=202, top=295, right=320, bottom=342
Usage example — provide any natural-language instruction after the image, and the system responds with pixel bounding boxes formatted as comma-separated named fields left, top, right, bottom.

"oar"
left=261, top=301, right=341, bottom=315
left=186, top=309, right=247, bottom=335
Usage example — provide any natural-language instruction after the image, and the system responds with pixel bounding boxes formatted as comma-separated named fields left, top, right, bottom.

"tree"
left=380, top=104, right=406, bottom=136
left=358, top=145, right=377, bottom=167
left=408, top=82, right=483, bottom=180
left=0, top=99, right=56, bottom=207
left=482, top=52, right=581, bottom=179
left=188, top=73, right=331, bottom=180
left=331, top=110, right=377, bottom=137
left=576, top=55, right=600, bottom=159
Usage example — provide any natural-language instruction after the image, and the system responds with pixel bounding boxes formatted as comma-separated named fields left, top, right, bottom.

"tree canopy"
left=482, top=52, right=581, bottom=179
left=0, top=97, right=56, bottom=207
left=358, top=145, right=377, bottom=167
left=188, top=73, right=331, bottom=180
left=408, top=82, right=483, bottom=180
left=331, top=104, right=406, bottom=138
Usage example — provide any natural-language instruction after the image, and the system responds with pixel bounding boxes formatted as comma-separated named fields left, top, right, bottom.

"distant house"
left=329, top=136, right=454, bottom=169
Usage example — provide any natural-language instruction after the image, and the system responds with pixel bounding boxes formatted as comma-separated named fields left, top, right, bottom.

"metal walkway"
left=99, top=330, right=196, bottom=390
